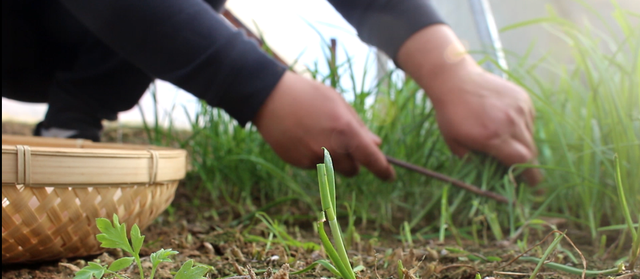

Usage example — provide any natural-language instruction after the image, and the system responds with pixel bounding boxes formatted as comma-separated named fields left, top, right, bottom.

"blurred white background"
left=3, top=0, right=638, bottom=129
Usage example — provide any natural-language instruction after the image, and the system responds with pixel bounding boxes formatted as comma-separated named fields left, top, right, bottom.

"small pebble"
left=310, top=250, right=323, bottom=262
left=72, top=259, right=87, bottom=268
left=58, top=263, right=80, bottom=273
left=203, top=242, right=215, bottom=256
left=268, top=255, right=280, bottom=262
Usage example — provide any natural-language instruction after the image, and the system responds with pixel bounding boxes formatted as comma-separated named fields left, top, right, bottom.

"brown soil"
left=2, top=121, right=36, bottom=136
left=2, top=121, right=637, bottom=279
left=3, top=184, right=636, bottom=279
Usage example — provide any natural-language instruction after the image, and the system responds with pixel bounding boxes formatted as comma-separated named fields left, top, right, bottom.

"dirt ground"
left=2, top=121, right=638, bottom=278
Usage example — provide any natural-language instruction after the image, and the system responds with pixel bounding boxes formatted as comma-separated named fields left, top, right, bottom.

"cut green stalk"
left=316, top=149, right=356, bottom=279
left=317, top=164, right=333, bottom=220
left=324, top=147, right=337, bottom=215
left=317, top=221, right=352, bottom=279
left=322, top=151, right=351, bottom=272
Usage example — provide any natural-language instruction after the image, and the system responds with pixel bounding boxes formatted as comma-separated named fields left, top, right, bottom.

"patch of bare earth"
left=3, top=184, right=635, bottom=279
left=2, top=122, right=636, bottom=278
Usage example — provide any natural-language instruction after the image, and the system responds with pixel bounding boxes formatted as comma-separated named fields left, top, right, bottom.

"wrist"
left=396, top=24, right=483, bottom=106
left=428, top=62, right=486, bottom=110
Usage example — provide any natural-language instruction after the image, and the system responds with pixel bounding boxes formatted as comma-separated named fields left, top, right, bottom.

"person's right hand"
left=252, top=71, right=395, bottom=180
left=396, top=24, right=543, bottom=186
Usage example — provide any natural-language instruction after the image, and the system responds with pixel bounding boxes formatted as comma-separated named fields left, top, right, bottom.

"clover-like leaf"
left=130, top=224, right=144, bottom=255
left=108, top=257, right=135, bottom=272
left=95, top=215, right=133, bottom=254
left=74, top=262, right=106, bottom=279
left=174, top=260, right=209, bottom=279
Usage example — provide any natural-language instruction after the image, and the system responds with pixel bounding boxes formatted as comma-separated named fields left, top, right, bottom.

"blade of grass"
left=529, top=232, right=564, bottom=279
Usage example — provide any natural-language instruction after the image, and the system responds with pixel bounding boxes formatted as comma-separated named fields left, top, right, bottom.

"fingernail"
left=388, top=166, right=397, bottom=181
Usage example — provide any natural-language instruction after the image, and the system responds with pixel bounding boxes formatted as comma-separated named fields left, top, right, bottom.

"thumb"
left=351, top=131, right=396, bottom=181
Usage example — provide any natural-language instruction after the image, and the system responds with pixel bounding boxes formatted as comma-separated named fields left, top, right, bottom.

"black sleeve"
left=327, top=0, right=445, bottom=60
left=58, top=0, right=287, bottom=126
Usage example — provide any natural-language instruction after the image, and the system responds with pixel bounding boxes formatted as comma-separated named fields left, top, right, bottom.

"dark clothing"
left=327, top=0, right=444, bottom=63
left=2, top=0, right=443, bottom=132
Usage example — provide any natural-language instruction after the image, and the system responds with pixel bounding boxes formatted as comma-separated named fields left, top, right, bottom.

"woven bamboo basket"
left=2, top=135, right=187, bottom=264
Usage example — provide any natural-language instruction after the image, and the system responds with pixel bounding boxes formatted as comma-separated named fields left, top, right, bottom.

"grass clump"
left=497, top=1, right=639, bottom=240
left=74, top=214, right=211, bottom=279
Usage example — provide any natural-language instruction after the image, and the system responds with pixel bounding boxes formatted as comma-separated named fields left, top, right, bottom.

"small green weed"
left=245, top=212, right=320, bottom=252
left=74, top=214, right=210, bottom=279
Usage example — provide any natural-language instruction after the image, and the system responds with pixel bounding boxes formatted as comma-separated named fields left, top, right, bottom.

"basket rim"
left=2, top=135, right=187, bottom=186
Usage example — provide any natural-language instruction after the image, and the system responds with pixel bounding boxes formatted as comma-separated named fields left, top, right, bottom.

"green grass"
left=496, top=2, right=639, bottom=241
left=144, top=0, right=638, bottom=259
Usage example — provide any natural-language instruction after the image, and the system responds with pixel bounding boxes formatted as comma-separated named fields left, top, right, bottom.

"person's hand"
left=431, top=67, right=542, bottom=185
left=396, top=24, right=542, bottom=186
left=252, top=71, right=395, bottom=180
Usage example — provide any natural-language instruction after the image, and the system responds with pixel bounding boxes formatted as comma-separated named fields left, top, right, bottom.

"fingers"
left=331, top=152, right=360, bottom=177
left=489, top=138, right=529, bottom=166
left=527, top=106, right=536, bottom=135
left=326, top=128, right=394, bottom=180
left=488, top=138, right=542, bottom=186
left=326, top=119, right=390, bottom=179
left=511, top=117, right=542, bottom=186
left=522, top=166, right=543, bottom=186
left=350, top=130, right=396, bottom=181
left=369, top=131, right=382, bottom=146
left=512, top=118, right=538, bottom=160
